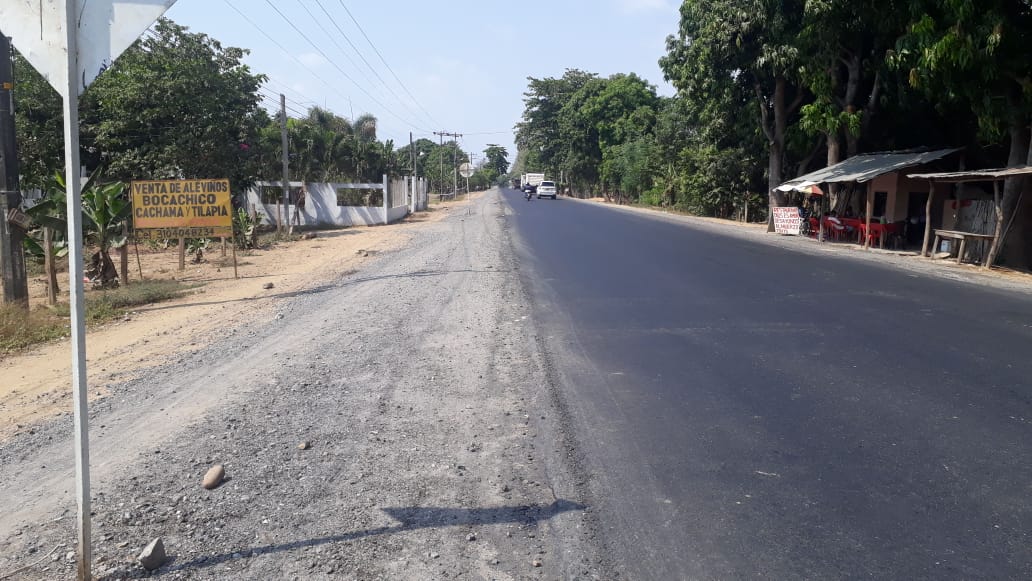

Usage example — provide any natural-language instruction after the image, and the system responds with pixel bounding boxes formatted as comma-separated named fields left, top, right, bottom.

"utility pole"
left=409, top=131, right=417, bottom=211
left=409, top=131, right=416, bottom=178
left=279, top=94, right=289, bottom=236
left=436, top=131, right=443, bottom=195
left=434, top=130, right=462, bottom=197
left=0, top=34, right=28, bottom=306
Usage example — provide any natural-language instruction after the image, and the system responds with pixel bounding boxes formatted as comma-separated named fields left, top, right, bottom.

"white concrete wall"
left=246, top=181, right=390, bottom=227
left=387, top=205, right=409, bottom=223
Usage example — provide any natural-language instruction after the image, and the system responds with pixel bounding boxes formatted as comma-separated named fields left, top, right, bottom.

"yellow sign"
left=135, top=226, right=232, bottom=240
left=132, top=179, right=233, bottom=238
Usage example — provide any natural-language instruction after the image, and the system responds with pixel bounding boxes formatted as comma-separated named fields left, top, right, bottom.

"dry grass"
left=0, top=280, right=195, bottom=355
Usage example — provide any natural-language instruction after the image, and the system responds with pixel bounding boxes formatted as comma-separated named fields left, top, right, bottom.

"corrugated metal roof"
left=907, top=165, right=1032, bottom=182
left=777, top=148, right=960, bottom=191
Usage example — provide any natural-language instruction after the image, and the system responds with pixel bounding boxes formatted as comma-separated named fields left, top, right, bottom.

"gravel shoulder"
left=0, top=189, right=604, bottom=580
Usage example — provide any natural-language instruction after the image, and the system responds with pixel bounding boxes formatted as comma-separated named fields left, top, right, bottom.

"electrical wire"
left=262, top=77, right=315, bottom=107
left=337, top=0, right=440, bottom=127
left=291, top=0, right=384, bottom=100
left=258, top=90, right=306, bottom=118
left=142, top=21, right=312, bottom=122
left=222, top=0, right=364, bottom=122
left=313, top=0, right=433, bottom=128
left=259, top=0, right=430, bottom=132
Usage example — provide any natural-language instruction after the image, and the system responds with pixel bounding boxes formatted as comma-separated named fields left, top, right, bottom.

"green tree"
left=895, top=0, right=1032, bottom=267
left=661, top=0, right=807, bottom=221
left=424, top=142, right=468, bottom=194
left=12, top=52, right=64, bottom=190
left=396, top=138, right=437, bottom=176
left=79, top=19, right=266, bottom=194
left=516, top=69, right=598, bottom=179
left=483, top=144, right=510, bottom=176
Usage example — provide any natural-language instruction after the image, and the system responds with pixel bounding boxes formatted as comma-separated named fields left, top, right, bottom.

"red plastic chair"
left=822, top=218, right=846, bottom=241
left=807, top=217, right=820, bottom=238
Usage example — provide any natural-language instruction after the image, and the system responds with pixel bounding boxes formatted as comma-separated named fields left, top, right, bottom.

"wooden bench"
left=932, top=229, right=995, bottom=265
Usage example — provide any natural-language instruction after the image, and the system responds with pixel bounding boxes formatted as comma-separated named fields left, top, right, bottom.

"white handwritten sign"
left=772, top=207, right=803, bottom=235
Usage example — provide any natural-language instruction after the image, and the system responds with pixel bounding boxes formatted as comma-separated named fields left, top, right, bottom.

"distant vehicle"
left=536, top=180, right=557, bottom=200
left=522, top=182, right=537, bottom=194
left=521, top=172, right=545, bottom=194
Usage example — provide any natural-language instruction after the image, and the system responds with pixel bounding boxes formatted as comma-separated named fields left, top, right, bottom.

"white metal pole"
left=382, top=174, right=388, bottom=225
left=280, top=94, right=289, bottom=235
left=61, top=4, right=92, bottom=579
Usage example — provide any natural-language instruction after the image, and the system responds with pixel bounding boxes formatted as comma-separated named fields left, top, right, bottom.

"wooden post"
left=134, top=236, right=144, bottom=280
left=178, top=236, right=186, bottom=271
left=984, top=180, right=1005, bottom=268
left=921, top=182, right=935, bottom=257
left=119, top=222, right=129, bottom=286
left=864, top=183, right=873, bottom=249
left=231, top=235, right=239, bottom=279
left=221, top=236, right=227, bottom=257
left=279, top=95, right=291, bottom=237
left=44, top=227, right=58, bottom=305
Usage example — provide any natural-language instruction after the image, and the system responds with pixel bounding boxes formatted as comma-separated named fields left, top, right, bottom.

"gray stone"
left=263, top=282, right=275, bottom=290
left=137, top=538, right=167, bottom=571
left=202, top=464, right=225, bottom=489
left=298, top=441, right=311, bottom=450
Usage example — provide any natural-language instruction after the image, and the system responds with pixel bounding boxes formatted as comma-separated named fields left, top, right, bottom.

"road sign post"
left=0, top=3, right=179, bottom=579
left=459, top=162, right=473, bottom=215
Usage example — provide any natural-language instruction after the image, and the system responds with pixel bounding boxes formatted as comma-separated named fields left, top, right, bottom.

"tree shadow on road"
left=152, top=500, right=585, bottom=577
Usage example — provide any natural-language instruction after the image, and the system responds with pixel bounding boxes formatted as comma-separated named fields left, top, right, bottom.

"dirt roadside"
left=0, top=203, right=466, bottom=442
left=0, top=189, right=604, bottom=580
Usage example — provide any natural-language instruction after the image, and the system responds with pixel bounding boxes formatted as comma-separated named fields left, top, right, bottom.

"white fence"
left=246, top=175, right=425, bottom=228
left=389, top=176, right=429, bottom=213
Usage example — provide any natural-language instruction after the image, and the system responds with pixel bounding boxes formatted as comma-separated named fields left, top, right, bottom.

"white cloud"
left=296, top=52, right=327, bottom=68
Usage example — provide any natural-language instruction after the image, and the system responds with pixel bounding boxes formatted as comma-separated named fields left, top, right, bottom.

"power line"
left=262, top=77, right=314, bottom=107
left=258, top=89, right=306, bottom=117
left=313, top=0, right=432, bottom=128
left=260, top=0, right=430, bottom=132
left=139, top=26, right=313, bottom=121
left=292, top=0, right=384, bottom=100
left=223, top=0, right=358, bottom=115
left=337, top=0, right=440, bottom=127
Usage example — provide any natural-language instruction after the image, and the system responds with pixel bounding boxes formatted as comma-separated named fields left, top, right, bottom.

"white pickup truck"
left=536, top=180, right=557, bottom=199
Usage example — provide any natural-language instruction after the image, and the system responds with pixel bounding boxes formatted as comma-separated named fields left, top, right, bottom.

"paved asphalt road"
left=502, top=189, right=1032, bottom=580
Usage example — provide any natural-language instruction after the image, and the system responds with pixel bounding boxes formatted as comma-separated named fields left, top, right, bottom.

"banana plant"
left=25, top=171, right=130, bottom=288
left=81, top=180, right=131, bottom=287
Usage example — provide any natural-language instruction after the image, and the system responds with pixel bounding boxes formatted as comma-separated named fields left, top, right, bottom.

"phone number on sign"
left=136, top=227, right=232, bottom=240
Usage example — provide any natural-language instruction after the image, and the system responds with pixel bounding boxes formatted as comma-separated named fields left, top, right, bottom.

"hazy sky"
left=164, top=0, right=681, bottom=164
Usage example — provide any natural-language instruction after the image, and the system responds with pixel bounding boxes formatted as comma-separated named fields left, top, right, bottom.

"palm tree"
left=353, top=113, right=377, bottom=142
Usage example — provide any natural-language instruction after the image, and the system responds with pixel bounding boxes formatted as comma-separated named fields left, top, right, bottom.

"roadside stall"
left=907, top=166, right=1032, bottom=267
left=776, top=148, right=959, bottom=249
